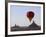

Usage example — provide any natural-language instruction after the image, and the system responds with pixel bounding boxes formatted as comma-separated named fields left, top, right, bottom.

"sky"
left=10, top=5, right=41, bottom=27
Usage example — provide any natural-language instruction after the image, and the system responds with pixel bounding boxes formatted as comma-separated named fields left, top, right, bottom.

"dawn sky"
left=10, top=5, right=41, bottom=27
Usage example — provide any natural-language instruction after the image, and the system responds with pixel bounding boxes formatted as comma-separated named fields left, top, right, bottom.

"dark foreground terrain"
left=11, top=24, right=41, bottom=31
